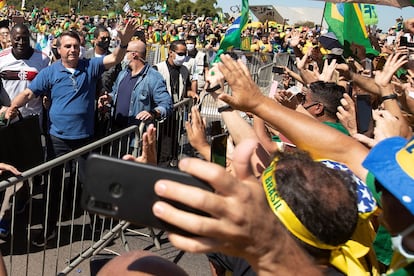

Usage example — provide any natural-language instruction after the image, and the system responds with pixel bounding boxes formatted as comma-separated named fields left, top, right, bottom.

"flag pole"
left=320, top=2, right=326, bottom=29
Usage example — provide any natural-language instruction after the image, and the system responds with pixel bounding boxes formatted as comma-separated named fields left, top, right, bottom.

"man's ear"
left=314, top=102, right=325, bottom=116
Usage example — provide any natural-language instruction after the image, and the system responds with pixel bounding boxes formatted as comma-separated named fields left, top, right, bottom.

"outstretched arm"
left=153, top=139, right=322, bottom=276
left=103, top=19, right=138, bottom=70
left=217, top=54, right=369, bottom=180
left=6, top=88, right=35, bottom=119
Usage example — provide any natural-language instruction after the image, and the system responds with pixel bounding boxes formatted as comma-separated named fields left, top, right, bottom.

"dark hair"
left=170, top=40, right=186, bottom=52
left=56, top=31, right=81, bottom=47
left=275, top=150, right=358, bottom=246
left=309, top=81, right=346, bottom=120
left=93, top=24, right=109, bottom=39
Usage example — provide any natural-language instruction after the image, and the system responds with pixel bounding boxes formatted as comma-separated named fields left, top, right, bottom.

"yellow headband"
left=261, top=159, right=370, bottom=275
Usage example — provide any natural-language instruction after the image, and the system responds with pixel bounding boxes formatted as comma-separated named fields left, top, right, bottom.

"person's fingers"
left=336, top=106, right=347, bottom=118
left=153, top=181, right=229, bottom=229
left=1, top=164, right=21, bottom=176
left=147, top=124, right=156, bottom=143
left=184, top=120, right=191, bottom=132
left=238, top=59, right=250, bottom=77
left=122, top=154, right=137, bottom=162
left=178, top=158, right=239, bottom=196
left=167, top=233, right=222, bottom=253
left=353, top=133, right=375, bottom=148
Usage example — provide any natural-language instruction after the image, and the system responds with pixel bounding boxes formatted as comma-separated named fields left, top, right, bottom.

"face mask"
left=96, top=40, right=110, bottom=50
left=173, top=54, right=186, bottom=66
left=51, top=47, right=60, bottom=59
left=186, top=43, right=195, bottom=51
left=122, top=55, right=131, bottom=67
left=391, top=224, right=414, bottom=261
left=138, top=57, right=146, bottom=64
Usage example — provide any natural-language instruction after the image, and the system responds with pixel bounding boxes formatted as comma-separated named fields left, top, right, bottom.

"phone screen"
left=400, top=36, right=408, bottom=47
left=211, top=133, right=227, bottom=167
left=272, top=66, right=284, bottom=74
left=356, top=95, right=373, bottom=134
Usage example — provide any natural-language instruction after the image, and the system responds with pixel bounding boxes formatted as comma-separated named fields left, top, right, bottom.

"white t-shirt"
left=0, top=48, right=50, bottom=117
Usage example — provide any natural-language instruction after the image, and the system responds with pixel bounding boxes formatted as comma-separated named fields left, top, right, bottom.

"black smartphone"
left=308, top=64, right=314, bottom=71
left=81, top=154, right=213, bottom=236
left=356, top=94, right=373, bottom=134
left=210, top=120, right=222, bottom=136
left=211, top=133, right=227, bottom=167
left=272, top=66, right=284, bottom=74
left=400, top=36, right=408, bottom=47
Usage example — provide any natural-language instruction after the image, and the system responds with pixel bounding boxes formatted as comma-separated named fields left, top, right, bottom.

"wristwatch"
left=218, top=104, right=233, bottom=113
left=381, top=94, right=398, bottom=103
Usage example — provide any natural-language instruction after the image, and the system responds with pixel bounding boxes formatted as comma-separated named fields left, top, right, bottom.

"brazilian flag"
left=212, top=0, right=249, bottom=63
left=324, top=3, right=378, bottom=57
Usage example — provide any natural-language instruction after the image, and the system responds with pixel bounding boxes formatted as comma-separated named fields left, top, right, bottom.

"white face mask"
left=391, top=224, right=414, bottom=261
left=186, top=43, right=195, bottom=51
left=173, top=54, right=186, bottom=66
left=122, top=55, right=131, bottom=67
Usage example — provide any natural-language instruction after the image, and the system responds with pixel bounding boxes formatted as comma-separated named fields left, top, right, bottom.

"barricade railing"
left=156, top=98, right=193, bottom=165
left=0, top=125, right=142, bottom=275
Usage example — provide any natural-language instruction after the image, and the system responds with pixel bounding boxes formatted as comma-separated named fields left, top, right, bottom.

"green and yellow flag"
left=324, top=3, right=378, bottom=57
left=212, top=0, right=249, bottom=63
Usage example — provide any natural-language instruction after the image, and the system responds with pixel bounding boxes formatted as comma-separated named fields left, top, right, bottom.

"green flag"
left=212, top=0, right=249, bottom=64
left=324, top=3, right=378, bottom=57
left=161, top=0, right=167, bottom=13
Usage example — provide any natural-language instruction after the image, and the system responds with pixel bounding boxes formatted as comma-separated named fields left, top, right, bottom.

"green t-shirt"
left=366, top=172, right=394, bottom=266
left=323, top=121, right=350, bottom=136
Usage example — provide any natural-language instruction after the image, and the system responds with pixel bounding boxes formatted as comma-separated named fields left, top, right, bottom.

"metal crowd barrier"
left=0, top=96, right=198, bottom=275
left=0, top=126, right=144, bottom=275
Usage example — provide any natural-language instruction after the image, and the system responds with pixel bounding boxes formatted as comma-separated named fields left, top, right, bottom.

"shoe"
left=31, top=229, right=56, bottom=247
left=0, top=220, right=10, bottom=239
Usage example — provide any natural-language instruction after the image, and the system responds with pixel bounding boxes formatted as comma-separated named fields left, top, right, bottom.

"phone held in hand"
left=272, top=66, right=284, bottom=74
left=356, top=94, right=373, bottom=134
left=211, top=133, right=228, bottom=167
left=82, top=154, right=213, bottom=236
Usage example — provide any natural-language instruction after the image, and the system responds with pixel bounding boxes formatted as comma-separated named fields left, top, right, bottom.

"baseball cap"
left=363, top=137, right=414, bottom=215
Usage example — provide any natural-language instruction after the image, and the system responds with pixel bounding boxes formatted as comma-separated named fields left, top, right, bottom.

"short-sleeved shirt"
left=0, top=48, right=50, bottom=117
left=29, top=57, right=105, bottom=139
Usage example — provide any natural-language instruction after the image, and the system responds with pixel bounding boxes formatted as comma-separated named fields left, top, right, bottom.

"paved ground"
left=1, top=210, right=212, bottom=276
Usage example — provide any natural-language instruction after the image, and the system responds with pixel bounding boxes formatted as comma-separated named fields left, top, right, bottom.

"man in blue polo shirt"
left=6, top=20, right=138, bottom=246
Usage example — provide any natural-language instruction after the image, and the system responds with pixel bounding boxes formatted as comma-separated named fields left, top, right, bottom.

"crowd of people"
left=0, top=4, right=413, bottom=276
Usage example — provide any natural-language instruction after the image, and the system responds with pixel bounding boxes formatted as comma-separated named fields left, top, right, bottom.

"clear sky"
left=216, top=0, right=413, bottom=32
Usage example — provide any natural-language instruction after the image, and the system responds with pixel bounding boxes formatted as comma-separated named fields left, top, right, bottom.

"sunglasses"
left=174, top=51, right=186, bottom=56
